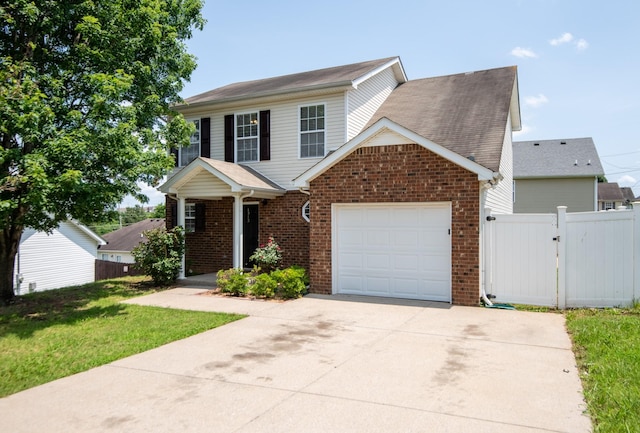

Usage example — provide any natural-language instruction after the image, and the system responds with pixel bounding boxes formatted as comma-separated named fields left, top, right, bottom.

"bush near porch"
left=216, top=266, right=308, bottom=300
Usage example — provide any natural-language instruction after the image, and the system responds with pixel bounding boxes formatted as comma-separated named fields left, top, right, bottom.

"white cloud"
left=576, top=38, right=589, bottom=51
left=617, top=175, right=637, bottom=186
left=120, top=180, right=166, bottom=208
left=550, top=32, right=574, bottom=46
left=524, top=94, right=549, bottom=108
left=510, top=47, right=537, bottom=58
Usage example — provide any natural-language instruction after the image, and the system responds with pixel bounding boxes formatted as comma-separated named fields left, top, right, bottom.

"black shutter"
left=170, top=147, right=178, bottom=167
left=170, top=203, right=177, bottom=228
left=259, top=110, right=270, bottom=161
left=200, top=117, right=210, bottom=158
left=195, top=203, right=206, bottom=232
left=224, top=114, right=234, bottom=162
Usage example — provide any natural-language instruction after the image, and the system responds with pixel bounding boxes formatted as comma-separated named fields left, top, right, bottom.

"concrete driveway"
left=0, top=288, right=591, bottom=432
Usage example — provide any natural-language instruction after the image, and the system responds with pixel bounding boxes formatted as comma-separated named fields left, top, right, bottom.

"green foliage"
left=216, top=268, right=249, bottom=297
left=216, top=266, right=308, bottom=300
left=150, top=203, right=166, bottom=219
left=121, top=205, right=148, bottom=225
left=0, top=0, right=205, bottom=302
left=271, top=266, right=308, bottom=299
left=251, top=272, right=278, bottom=298
left=132, top=226, right=185, bottom=285
left=249, top=237, right=282, bottom=272
left=566, top=305, right=640, bottom=432
left=0, top=276, right=243, bottom=397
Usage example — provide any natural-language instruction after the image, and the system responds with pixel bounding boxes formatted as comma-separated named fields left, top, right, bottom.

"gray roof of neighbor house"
left=513, top=137, right=604, bottom=179
left=620, top=186, right=637, bottom=203
left=180, top=57, right=406, bottom=107
left=363, top=66, right=520, bottom=172
left=99, top=218, right=165, bottom=253
left=598, top=183, right=625, bottom=201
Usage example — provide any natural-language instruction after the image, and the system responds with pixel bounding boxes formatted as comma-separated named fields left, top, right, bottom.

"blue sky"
left=128, top=0, right=640, bottom=206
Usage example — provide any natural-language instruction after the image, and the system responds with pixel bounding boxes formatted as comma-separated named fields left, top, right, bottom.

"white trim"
left=298, top=102, right=327, bottom=159
left=294, top=117, right=497, bottom=188
left=70, top=220, right=106, bottom=245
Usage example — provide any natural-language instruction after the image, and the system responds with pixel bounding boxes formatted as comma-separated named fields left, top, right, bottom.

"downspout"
left=298, top=187, right=310, bottom=196
left=480, top=178, right=500, bottom=307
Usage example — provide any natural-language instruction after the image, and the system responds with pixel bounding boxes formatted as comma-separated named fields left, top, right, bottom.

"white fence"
left=485, top=204, right=640, bottom=308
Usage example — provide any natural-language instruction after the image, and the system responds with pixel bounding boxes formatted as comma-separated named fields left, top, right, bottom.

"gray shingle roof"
left=363, top=66, right=518, bottom=172
left=182, top=57, right=403, bottom=106
left=99, top=218, right=165, bottom=253
left=620, top=187, right=636, bottom=202
left=513, top=138, right=604, bottom=178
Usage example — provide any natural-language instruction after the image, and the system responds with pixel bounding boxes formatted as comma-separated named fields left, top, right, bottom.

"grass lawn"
left=0, top=276, right=244, bottom=397
left=565, top=304, right=640, bottom=433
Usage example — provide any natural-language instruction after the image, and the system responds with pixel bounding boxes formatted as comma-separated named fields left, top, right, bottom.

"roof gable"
left=598, top=182, right=625, bottom=201
left=513, top=138, right=604, bottom=178
left=294, top=117, right=497, bottom=188
left=362, top=66, right=519, bottom=172
left=180, top=57, right=407, bottom=108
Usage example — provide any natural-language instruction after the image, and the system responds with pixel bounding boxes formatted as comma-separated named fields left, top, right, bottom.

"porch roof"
left=159, top=157, right=285, bottom=199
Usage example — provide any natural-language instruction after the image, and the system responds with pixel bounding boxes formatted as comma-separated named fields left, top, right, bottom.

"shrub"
left=249, top=237, right=282, bottom=272
left=251, top=272, right=277, bottom=298
left=272, top=266, right=307, bottom=299
left=132, top=226, right=185, bottom=286
left=216, top=268, right=248, bottom=296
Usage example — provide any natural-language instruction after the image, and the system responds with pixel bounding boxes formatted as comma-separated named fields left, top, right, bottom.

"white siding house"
left=14, top=221, right=105, bottom=294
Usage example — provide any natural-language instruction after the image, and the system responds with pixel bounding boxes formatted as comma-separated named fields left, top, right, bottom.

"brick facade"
left=166, top=191, right=310, bottom=274
left=308, top=144, right=481, bottom=306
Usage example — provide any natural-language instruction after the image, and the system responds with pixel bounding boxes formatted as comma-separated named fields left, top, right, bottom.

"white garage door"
left=333, top=203, right=451, bottom=302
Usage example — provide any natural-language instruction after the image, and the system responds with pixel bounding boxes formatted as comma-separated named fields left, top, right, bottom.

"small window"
left=236, top=113, right=259, bottom=162
left=179, top=119, right=200, bottom=166
left=185, top=203, right=196, bottom=232
left=116, top=255, right=122, bottom=263
left=604, top=201, right=615, bottom=210
left=101, top=253, right=108, bottom=260
left=300, top=104, right=325, bottom=158
left=302, top=201, right=310, bottom=222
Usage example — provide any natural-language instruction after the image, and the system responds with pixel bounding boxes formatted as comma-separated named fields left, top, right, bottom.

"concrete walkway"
left=0, top=288, right=591, bottom=433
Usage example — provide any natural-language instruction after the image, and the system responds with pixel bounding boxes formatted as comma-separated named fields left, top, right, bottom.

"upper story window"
left=300, top=104, right=325, bottom=158
left=236, top=113, right=259, bottom=162
left=180, top=119, right=200, bottom=167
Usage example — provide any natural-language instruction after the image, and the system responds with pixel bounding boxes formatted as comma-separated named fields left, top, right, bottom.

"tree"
left=121, top=205, right=148, bottom=226
left=0, top=1, right=204, bottom=303
left=150, top=203, right=166, bottom=219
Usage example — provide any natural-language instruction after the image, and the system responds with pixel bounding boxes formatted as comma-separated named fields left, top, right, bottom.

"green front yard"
left=0, top=276, right=243, bottom=397
left=565, top=304, right=640, bottom=433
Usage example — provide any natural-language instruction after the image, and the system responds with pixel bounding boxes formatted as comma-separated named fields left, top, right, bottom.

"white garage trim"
left=332, top=202, right=452, bottom=302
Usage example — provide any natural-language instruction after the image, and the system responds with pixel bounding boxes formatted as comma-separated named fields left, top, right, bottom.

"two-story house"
left=160, top=57, right=521, bottom=305
left=513, top=138, right=604, bottom=213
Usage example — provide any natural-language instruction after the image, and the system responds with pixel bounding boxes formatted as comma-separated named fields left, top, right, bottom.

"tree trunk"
left=0, top=224, right=23, bottom=305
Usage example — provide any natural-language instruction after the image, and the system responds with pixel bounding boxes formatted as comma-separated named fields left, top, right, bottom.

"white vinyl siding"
left=15, top=221, right=100, bottom=293
left=346, top=66, right=399, bottom=141
left=178, top=170, right=233, bottom=197
left=485, top=114, right=514, bottom=214
left=208, top=93, right=345, bottom=189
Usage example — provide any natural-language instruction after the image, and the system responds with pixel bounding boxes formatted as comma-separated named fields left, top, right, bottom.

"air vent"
left=533, top=143, right=540, bottom=146
left=560, top=141, right=567, bottom=145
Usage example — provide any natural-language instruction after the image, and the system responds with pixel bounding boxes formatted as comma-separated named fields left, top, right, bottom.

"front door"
left=243, top=204, right=259, bottom=268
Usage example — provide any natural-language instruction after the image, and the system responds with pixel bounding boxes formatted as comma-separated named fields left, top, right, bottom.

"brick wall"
left=259, top=191, right=310, bottom=270
left=309, top=144, right=481, bottom=306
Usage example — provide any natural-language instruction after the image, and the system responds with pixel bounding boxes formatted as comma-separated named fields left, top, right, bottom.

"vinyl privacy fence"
left=485, top=204, right=640, bottom=308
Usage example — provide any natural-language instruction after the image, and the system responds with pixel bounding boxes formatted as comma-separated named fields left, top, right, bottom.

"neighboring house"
left=620, top=186, right=636, bottom=209
left=160, top=57, right=521, bottom=306
left=597, top=182, right=627, bottom=210
left=99, top=218, right=165, bottom=263
left=513, top=138, right=604, bottom=213
left=14, top=220, right=106, bottom=294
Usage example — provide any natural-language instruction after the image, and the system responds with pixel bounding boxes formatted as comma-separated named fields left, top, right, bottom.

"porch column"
left=233, top=194, right=244, bottom=269
left=177, top=196, right=186, bottom=279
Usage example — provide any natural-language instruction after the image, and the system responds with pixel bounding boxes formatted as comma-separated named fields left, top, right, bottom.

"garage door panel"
left=335, top=203, right=451, bottom=302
